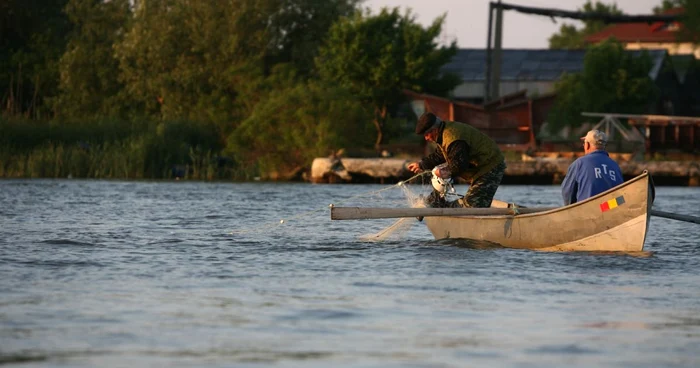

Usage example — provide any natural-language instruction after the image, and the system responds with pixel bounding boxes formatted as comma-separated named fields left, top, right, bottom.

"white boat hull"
left=424, top=172, right=652, bottom=252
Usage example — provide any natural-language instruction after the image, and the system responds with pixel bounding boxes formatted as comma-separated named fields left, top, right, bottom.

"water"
left=1, top=179, right=700, bottom=367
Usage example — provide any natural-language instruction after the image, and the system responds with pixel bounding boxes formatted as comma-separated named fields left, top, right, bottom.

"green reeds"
left=0, top=118, right=244, bottom=180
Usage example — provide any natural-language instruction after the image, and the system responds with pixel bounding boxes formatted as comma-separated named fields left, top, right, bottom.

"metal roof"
left=443, top=48, right=669, bottom=82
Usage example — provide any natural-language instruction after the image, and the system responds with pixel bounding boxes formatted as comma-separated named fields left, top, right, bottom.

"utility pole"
left=485, top=1, right=504, bottom=103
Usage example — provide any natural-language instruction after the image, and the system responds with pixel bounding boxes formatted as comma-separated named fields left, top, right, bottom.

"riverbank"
left=310, top=157, right=700, bottom=186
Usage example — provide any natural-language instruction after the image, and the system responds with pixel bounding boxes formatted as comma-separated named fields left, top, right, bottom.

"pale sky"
left=363, top=0, right=665, bottom=48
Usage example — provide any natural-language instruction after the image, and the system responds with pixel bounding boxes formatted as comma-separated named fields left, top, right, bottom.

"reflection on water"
left=1, top=180, right=699, bottom=367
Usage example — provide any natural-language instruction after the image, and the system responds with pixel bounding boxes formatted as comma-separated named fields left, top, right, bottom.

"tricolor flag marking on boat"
left=600, top=195, right=625, bottom=212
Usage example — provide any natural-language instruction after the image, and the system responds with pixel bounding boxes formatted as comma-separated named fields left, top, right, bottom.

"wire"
left=228, top=171, right=432, bottom=235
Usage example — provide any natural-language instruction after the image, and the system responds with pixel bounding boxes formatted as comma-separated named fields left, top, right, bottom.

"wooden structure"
left=332, top=172, right=653, bottom=252
left=578, top=113, right=700, bottom=155
left=405, top=90, right=555, bottom=152
left=625, top=113, right=700, bottom=153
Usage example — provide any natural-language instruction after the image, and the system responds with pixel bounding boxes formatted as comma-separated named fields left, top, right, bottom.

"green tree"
left=0, top=0, right=71, bottom=119
left=114, top=0, right=360, bottom=131
left=259, top=0, right=361, bottom=76
left=114, top=0, right=271, bottom=128
left=548, top=39, right=658, bottom=133
left=548, top=1, right=623, bottom=49
left=653, top=0, right=683, bottom=14
left=676, top=0, right=700, bottom=43
left=228, top=66, right=374, bottom=178
left=315, top=7, right=460, bottom=149
left=54, top=0, right=132, bottom=119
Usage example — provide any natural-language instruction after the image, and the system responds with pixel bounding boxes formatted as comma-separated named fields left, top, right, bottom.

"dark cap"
left=415, top=112, right=438, bottom=135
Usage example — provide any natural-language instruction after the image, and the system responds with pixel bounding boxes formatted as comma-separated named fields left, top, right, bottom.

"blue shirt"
left=561, top=150, right=622, bottom=205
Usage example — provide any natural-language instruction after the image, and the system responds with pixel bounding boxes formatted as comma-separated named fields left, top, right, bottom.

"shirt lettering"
left=593, top=166, right=617, bottom=181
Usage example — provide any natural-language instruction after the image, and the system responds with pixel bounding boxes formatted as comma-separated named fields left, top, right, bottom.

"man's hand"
left=407, top=162, right=422, bottom=174
left=434, top=167, right=450, bottom=179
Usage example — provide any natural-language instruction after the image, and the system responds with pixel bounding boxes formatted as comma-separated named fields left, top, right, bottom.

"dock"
left=310, top=157, right=700, bottom=186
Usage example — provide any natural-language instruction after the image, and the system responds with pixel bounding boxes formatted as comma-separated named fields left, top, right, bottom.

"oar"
left=651, top=210, right=700, bottom=225
left=330, top=206, right=557, bottom=220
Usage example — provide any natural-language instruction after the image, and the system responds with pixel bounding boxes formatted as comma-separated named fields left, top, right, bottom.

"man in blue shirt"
left=561, top=130, right=623, bottom=205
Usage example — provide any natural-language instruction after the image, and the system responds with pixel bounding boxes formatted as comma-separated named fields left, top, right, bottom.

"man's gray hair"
left=581, top=130, right=608, bottom=149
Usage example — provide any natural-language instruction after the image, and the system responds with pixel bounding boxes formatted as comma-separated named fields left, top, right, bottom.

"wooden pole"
left=490, top=1, right=503, bottom=101
left=331, top=206, right=557, bottom=220
left=651, top=210, right=700, bottom=225
left=485, top=2, right=493, bottom=102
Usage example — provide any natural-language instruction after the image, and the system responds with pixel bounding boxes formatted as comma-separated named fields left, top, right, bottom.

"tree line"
left=1, top=0, right=696, bottom=179
left=1, top=0, right=460, bottom=179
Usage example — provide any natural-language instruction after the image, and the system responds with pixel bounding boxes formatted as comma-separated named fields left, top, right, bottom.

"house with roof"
left=403, top=47, right=696, bottom=154
left=442, top=49, right=585, bottom=103
left=585, top=8, right=699, bottom=58
left=441, top=48, right=675, bottom=107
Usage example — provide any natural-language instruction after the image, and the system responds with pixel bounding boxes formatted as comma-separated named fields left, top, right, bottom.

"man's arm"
left=561, top=163, right=579, bottom=206
left=418, top=148, right=447, bottom=172
left=444, top=140, right=471, bottom=177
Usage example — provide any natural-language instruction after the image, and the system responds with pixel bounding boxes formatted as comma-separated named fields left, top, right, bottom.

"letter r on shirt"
left=594, top=167, right=602, bottom=178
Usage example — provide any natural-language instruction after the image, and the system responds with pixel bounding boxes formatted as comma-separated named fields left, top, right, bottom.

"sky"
left=363, top=0, right=666, bottom=49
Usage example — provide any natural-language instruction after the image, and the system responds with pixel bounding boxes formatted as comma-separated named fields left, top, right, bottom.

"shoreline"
left=310, top=157, right=700, bottom=186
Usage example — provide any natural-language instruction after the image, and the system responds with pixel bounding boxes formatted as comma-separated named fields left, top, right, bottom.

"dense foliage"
left=0, top=1, right=460, bottom=179
left=227, top=66, right=374, bottom=178
left=3, top=1, right=696, bottom=179
left=547, top=39, right=659, bottom=133
left=676, top=0, right=700, bottom=43
left=316, top=8, right=461, bottom=149
left=0, top=0, right=71, bottom=119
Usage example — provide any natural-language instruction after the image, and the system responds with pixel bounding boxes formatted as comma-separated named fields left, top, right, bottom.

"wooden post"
left=490, top=2, right=503, bottom=101
left=485, top=2, right=493, bottom=102
left=528, top=99, right=535, bottom=149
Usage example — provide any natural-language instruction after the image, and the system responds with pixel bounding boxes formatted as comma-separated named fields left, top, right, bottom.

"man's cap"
left=415, top=112, right=438, bottom=135
left=581, top=129, right=608, bottom=146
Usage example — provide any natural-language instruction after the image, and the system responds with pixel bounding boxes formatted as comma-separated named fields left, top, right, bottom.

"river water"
left=1, top=179, right=699, bottom=367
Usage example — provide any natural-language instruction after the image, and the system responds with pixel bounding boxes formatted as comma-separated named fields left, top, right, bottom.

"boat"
left=331, top=171, right=654, bottom=252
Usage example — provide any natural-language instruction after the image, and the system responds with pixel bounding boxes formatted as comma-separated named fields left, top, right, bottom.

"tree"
left=228, top=66, right=374, bottom=177
left=258, top=0, right=361, bottom=76
left=114, top=0, right=273, bottom=129
left=547, top=39, right=659, bottom=133
left=114, top=0, right=361, bottom=132
left=315, top=7, right=461, bottom=149
left=676, top=0, right=700, bottom=43
left=0, top=0, right=71, bottom=119
left=548, top=1, right=623, bottom=49
left=55, top=0, right=132, bottom=119
left=653, top=0, right=683, bottom=14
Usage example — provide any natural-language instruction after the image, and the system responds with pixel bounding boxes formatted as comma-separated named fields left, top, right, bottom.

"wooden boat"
left=331, top=171, right=654, bottom=252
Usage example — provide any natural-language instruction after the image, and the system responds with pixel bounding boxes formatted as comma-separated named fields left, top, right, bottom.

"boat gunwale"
left=433, top=171, right=650, bottom=220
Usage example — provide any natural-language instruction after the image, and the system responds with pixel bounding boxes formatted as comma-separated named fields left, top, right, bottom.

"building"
left=442, top=48, right=671, bottom=107
left=403, top=47, right=698, bottom=154
left=585, top=8, right=700, bottom=58
left=442, top=49, right=584, bottom=104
